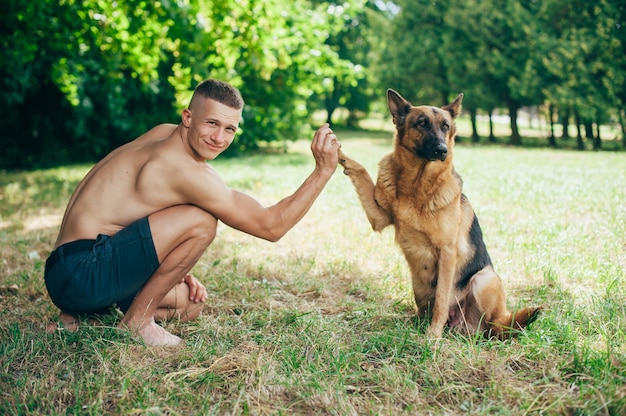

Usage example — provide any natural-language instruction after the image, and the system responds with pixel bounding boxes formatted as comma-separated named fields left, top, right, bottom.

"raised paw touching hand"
left=337, top=149, right=358, bottom=175
left=337, top=149, right=348, bottom=166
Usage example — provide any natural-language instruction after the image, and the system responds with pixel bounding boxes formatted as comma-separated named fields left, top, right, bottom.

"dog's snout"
left=434, top=143, right=448, bottom=161
left=417, top=139, right=449, bottom=162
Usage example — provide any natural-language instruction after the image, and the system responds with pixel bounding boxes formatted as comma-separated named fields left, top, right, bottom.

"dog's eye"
left=442, top=123, right=450, bottom=132
left=415, top=118, right=428, bottom=128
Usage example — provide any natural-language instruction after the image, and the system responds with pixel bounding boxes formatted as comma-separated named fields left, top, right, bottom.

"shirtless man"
left=44, top=79, right=341, bottom=346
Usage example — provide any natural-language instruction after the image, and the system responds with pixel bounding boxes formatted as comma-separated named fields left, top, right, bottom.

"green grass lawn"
left=1, top=131, right=625, bottom=415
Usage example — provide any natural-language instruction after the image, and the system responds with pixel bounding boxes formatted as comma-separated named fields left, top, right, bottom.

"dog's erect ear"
left=387, top=89, right=412, bottom=126
left=442, top=93, right=464, bottom=119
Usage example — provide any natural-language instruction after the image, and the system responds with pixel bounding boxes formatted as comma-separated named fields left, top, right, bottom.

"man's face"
left=183, top=98, right=242, bottom=161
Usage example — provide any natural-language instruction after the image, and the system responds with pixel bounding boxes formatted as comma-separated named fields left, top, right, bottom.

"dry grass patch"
left=1, top=136, right=625, bottom=415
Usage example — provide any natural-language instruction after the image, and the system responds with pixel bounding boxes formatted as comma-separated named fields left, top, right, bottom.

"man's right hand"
left=311, top=123, right=341, bottom=177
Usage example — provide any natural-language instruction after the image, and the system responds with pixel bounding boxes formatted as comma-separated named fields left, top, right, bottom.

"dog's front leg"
left=338, top=150, right=393, bottom=231
left=427, top=245, right=457, bottom=338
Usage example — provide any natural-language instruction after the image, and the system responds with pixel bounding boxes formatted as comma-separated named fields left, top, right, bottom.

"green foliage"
left=379, top=0, right=626, bottom=147
left=0, top=0, right=370, bottom=168
left=0, top=0, right=179, bottom=169
left=536, top=0, right=625, bottom=120
left=1, top=0, right=624, bottom=169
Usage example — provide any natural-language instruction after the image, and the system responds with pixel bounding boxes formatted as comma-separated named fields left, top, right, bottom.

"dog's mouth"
left=430, top=152, right=447, bottom=162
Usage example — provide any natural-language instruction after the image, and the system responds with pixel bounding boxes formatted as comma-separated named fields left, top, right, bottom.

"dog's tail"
left=491, top=306, right=543, bottom=340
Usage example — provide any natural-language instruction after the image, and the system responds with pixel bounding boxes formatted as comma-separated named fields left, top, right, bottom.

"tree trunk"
left=620, top=109, right=626, bottom=149
left=346, top=111, right=358, bottom=129
left=488, top=110, right=496, bottom=142
left=593, top=121, right=601, bottom=150
left=324, top=78, right=340, bottom=125
left=470, top=108, right=479, bottom=143
left=325, top=107, right=336, bottom=125
left=575, top=112, right=584, bottom=150
left=560, top=109, right=570, bottom=139
left=509, top=102, right=521, bottom=146
left=548, top=103, right=557, bottom=148
left=584, top=120, right=594, bottom=142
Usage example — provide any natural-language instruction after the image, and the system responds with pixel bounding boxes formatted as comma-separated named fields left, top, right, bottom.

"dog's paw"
left=337, top=149, right=356, bottom=175
left=426, top=325, right=444, bottom=340
left=337, top=149, right=348, bottom=166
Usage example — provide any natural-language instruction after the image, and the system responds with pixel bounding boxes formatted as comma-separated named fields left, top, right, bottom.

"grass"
left=1, top=128, right=625, bottom=415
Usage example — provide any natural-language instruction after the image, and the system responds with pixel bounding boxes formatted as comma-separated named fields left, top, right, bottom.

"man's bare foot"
left=46, top=311, right=81, bottom=333
left=59, top=311, right=80, bottom=331
left=120, top=320, right=182, bottom=346
left=138, top=322, right=182, bottom=346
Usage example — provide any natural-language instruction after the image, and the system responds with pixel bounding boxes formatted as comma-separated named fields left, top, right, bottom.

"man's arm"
left=188, top=124, right=340, bottom=241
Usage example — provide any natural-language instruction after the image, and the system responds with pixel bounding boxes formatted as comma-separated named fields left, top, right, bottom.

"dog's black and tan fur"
left=339, top=89, right=541, bottom=339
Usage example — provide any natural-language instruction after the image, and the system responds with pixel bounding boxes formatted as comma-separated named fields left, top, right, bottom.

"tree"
left=378, top=0, right=457, bottom=105
left=0, top=0, right=179, bottom=168
left=320, top=0, right=382, bottom=127
left=1, top=0, right=82, bottom=168
left=469, top=0, right=543, bottom=146
left=377, top=0, right=541, bottom=145
left=196, top=0, right=365, bottom=152
left=534, top=0, right=625, bottom=150
left=444, top=0, right=503, bottom=142
left=0, top=0, right=364, bottom=168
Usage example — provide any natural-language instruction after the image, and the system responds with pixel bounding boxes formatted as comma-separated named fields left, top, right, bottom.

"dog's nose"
left=434, top=143, right=448, bottom=161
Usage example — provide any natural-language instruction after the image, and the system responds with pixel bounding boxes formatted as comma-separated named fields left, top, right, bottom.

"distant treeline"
left=1, top=0, right=624, bottom=169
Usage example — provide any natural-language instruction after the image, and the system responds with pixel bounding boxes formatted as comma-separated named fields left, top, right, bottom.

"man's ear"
left=181, top=108, right=192, bottom=127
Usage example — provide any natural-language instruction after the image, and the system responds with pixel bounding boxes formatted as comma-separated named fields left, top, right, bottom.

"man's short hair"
left=189, top=79, right=244, bottom=110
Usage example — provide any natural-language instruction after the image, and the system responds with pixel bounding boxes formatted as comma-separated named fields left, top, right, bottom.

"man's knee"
left=152, top=205, right=217, bottom=245
left=181, top=302, right=203, bottom=321
left=148, top=206, right=217, bottom=264
left=155, top=303, right=203, bottom=323
left=183, top=206, right=218, bottom=244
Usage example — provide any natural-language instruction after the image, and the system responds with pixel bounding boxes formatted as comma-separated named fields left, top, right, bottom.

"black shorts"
left=44, top=217, right=159, bottom=316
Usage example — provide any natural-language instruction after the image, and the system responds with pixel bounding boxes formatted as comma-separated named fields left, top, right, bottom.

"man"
left=45, top=79, right=341, bottom=346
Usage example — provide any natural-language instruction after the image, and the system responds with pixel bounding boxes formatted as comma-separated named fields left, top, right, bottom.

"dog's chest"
left=389, top=189, right=463, bottom=251
left=391, top=197, right=440, bottom=254
left=393, top=197, right=430, bottom=229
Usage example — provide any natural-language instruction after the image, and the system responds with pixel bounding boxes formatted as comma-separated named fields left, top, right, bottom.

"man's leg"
left=153, top=274, right=206, bottom=322
left=121, top=205, right=217, bottom=346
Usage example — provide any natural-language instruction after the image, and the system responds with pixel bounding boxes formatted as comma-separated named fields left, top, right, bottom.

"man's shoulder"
left=135, top=124, right=178, bottom=144
left=188, top=160, right=225, bottom=187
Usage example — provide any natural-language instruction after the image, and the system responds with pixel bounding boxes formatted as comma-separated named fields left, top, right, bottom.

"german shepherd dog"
left=338, top=89, right=541, bottom=339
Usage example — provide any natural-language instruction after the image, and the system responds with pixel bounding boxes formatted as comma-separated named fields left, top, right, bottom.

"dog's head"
left=387, top=89, right=463, bottom=162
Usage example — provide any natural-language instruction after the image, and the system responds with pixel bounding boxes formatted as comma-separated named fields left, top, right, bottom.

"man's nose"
left=212, top=128, right=226, bottom=142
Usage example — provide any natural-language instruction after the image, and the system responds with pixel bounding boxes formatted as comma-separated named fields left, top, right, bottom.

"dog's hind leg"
left=468, top=266, right=541, bottom=339
left=338, top=149, right=393, bottom=231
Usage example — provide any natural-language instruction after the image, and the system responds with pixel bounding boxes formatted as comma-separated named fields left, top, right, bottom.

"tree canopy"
left=1, top=0, right=624, bottom=169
